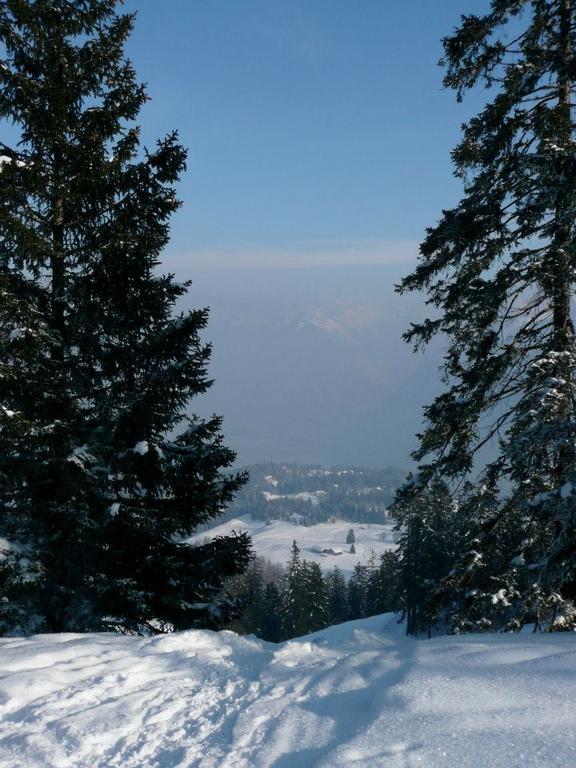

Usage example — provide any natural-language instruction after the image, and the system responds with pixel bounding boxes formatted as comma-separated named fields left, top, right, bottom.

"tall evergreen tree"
left=281, top=542, right=330, bottom=638
left=434, top=481, right=523, bottom=633
left=326, top=566, right=349, bottom=625
left=393, top=479, right=458, bottom=635
left=236, top=561, right=265, bottom=637
left=398, top=0, right=576, bottom=629
left=301, top=560, right=329, bottom=633
left=348, top=563, right=368, bottom=620
left=260, top=582, right=283, bottom=643
left=282, top=541, right=307, bottom=638
left=0, top=0, right=250, bottom=635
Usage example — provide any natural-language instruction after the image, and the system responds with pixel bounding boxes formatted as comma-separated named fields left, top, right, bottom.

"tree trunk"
left=553, top=0, right=576, bottom=599
left=552, top=0, right=574, bottom=478
left=51, top=181, right=65, bottom=352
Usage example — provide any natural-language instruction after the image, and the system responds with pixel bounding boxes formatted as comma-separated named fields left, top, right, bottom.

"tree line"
left=226, top=542, right=401, bottom=642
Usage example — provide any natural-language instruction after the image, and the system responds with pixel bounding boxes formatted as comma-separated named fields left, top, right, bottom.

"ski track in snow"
left=0, top=614, right=575, bottom=767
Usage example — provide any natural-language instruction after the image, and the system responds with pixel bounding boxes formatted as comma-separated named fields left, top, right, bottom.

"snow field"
left=0, top=614, right=575, bottom=767
left=192, top=515, right=396, bottom=575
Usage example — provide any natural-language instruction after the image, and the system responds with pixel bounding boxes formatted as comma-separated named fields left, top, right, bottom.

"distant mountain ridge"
left=188, top=264, right=442, bottom=468
left=292, top=302, right=389, bottom=338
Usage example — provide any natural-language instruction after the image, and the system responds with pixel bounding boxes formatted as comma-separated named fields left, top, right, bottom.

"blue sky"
left=122, top=0, right=489, bottom=270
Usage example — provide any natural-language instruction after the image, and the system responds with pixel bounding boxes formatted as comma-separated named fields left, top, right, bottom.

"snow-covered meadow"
left=191, top=515, right=396, bottom=576
left=0, top=614, right=574, bottom=767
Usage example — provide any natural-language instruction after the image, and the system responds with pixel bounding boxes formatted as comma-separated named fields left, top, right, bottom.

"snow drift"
left=0, top=614, right=574, bottom=767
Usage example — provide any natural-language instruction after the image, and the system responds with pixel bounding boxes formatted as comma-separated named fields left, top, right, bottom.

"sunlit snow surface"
left=0, top=614, right=575, bottom=767
left=191, top=515, right=396, bottom=576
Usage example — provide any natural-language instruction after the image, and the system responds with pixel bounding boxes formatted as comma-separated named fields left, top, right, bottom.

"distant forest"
left=206, top=463, right=407, bottom=528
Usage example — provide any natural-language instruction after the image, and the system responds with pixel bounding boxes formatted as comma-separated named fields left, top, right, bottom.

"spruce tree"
left=0, top=0, right=251, bottom=634
left=282, top=542, right=330, bottom=637
left=326, top=566, right=349, bottom=625
left=393, top=480, right=457, bottom=634
left=348, top=563, right=368, bottom=620
left=398, top=0, right=576, bottom=628
left=435, top=482, right=521, bottom=633
left=260, top=582, right=283, bottom=642
left=237, top=561, right=265, bottom=636
left=282, top=541, right=307, bottom=638
left=364, top=551, right=398, bottom=619
left=301, top=560, right=329, bottom=633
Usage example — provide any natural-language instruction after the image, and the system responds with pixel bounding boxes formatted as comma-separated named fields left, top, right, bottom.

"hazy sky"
left=3, top=1, right=495, bottom=468
left=123, top=0, right=488, bottom=272
left=114, top=1, right=495, bottom=467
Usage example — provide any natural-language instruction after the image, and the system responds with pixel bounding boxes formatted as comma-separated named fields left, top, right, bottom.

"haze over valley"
left=189, top=263, right=442, bottom=468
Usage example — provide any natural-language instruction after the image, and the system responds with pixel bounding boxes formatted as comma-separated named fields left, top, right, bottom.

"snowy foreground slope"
left=0, top=615, right=575, bottom=768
